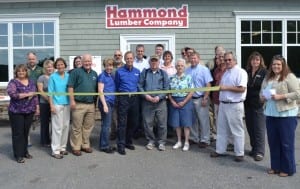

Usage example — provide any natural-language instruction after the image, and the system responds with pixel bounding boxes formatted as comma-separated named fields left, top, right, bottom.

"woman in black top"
left=244, top=51, right=267, bottom=161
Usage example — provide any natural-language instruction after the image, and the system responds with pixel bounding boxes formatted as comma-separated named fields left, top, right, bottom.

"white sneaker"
left=158, top=144, right=166, bottom=151
left=182, top=143, right=189, bottom=151
left=146, top=143, right=154, bottom=150
left=173, top=142, right=182, bottom=149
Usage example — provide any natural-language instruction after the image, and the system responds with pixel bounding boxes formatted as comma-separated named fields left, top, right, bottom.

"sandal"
left=279, top=172, right=289, bottom=177
left=267, top=169, right=279, bottom=175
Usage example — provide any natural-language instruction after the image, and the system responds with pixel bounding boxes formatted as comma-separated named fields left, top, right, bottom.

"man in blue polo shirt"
left=115, top=51, right=140, bottom=155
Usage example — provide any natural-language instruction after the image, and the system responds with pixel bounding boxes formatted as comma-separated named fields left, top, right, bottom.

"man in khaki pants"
left=68, top=54, right=98, bottom=156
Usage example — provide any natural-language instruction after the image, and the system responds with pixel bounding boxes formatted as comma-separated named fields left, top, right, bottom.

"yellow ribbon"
left=35, top=86, right=220, bottom=96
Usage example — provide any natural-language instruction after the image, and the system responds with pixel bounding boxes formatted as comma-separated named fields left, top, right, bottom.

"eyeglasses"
left=114, top=54, right=122, bottom=57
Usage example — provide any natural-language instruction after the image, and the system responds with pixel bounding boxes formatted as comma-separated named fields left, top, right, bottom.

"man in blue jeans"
left=115, top=51, right=140, bottom=155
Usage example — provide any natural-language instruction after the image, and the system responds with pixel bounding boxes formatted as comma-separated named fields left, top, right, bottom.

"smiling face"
left=271, top=59, right=283, bottom=75
left=250, top=56, right=261, bottom=70
left=190, top=54, right=200, bottom=67
left=82, top=54, right=92, bottom=71
left=136, top=46, right=145, bottom=60
left=175, top=60, right=185, bottom=75
left=163, top=53, right=173, bottom=65
left=224, top=53, right=236, bottom=69
left=45, top=63, right=54, bottom=75
left=27, top=53, right=38, bottom=68
left=125, top=52, right=134, bottom=68
left=56, top=60, right=66, bottom=74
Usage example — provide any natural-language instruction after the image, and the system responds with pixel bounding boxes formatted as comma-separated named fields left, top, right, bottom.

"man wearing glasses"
left=210, top=51, right=248, bottom=162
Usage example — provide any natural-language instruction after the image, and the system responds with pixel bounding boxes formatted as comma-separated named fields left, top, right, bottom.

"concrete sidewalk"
left=0, top=120, right=299, bottom=189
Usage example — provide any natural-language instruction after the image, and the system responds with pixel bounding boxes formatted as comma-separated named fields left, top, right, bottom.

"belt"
left=75, top=100, right=94, bottom=104
left=192, top=95, right=204, bottom=99
left=120, top=94, right=137, bottom=98
left=221, top=101, right=243, bottom=104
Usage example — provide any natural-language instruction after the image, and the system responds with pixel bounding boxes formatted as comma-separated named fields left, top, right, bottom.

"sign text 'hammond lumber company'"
left=105, top=5, right=189, bottom=29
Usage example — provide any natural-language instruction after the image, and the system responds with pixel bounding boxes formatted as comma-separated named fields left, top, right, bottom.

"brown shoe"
left=188, top=140, right=198, bottom=145
left=199, top=142, right=209, bottom=148
left=81, top=147, right=93, bottom=153
left=72, top=150, right=82, bottom=156
left=60, top=151, right=69, bottom=155
left=52, top=154, right=63, bottom=159
left=234, top=156, right=244, bottom=162
left=210, top=152, right=223, bottom=158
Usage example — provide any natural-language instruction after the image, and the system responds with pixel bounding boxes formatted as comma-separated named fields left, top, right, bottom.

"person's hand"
left=260, top=95, right=266, bottom=102
left=70, top=101, right=76, bottom=110
left=50, top=105, right=56, bottom=114
left=27, top=92, right=36, bottom=97
left=177, top=101, right=185, bottom=108
left=145, top=95, right=153, bottom=102
left=35, top=108, right=40, bottom=116
left=153, top=96, right=160, bottom=103
left=201, top=98, right=208, bottom=107
left=103, top=105, right=109, bottom=113
left=272, top=94, right=285, bottom=101
left=171, top=101, right=180, bottom=108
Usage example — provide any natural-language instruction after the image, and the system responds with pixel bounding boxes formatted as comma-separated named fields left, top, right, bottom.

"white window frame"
left=234, top=11, right=300, bottom=66
left=120, top=34, right=176, bottom=59
left=0, top=13, right=60, bottom=87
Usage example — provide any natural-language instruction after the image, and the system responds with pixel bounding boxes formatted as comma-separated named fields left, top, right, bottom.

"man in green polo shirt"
left=27, top=52, right=43, bottom=83
left=68, top=54, right=98, bottom=156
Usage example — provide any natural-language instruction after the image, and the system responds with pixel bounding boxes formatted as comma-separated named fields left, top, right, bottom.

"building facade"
left=0, top=0, right=300, bottom=89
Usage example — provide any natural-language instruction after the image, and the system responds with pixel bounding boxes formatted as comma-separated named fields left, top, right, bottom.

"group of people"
left=6, top=45, right=299, bottom=177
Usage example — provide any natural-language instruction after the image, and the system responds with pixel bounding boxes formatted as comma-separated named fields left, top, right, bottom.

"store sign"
left=105, top=4, right=189, bottom=29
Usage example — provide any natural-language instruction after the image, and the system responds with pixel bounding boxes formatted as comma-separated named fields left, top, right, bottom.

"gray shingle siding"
left=0, top=0, right=299, bottom=63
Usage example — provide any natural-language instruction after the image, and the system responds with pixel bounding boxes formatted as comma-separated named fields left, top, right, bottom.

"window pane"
left=0, top=36, right=8, bottom=47
left=262, top=33, right=271, bottom=43
left=13, top=23, right=22, bottom=35
left=273, top=21, right=282, bottom=32
left=13, top=48, right=54, bottom=67
left=298, top=21, right=300, bottom=31
left=262, top=21, right=271, bottom=32
left=23, top=23, right=33, bottom=34
left=287, top=21, right=296, bottom=32
left=24, top=35, right=33, bottom=46
left=252, top=21, right=261, bottom=32
left=45, top=35, right=54, bottom=46
left=241, top=21, right=250, bottom=32
left=34, top=23, right=43, bottom=34
left=273, top=33, right=282, bottom=44
left=0, top=24, right=8, bottom=35
left=241, top=33, right=250, bottom=44
left=241, top=46, right=281, bottom=69
left=287, top=47, right=300, bottom=77
left=0, top=49, right=8, bottom=82
left=34, top=35, right=43, bottom=46
left=298, top=33, right=300, bottom=44
left=44, top=22, right=54, bottom=34
left=252, top=32, right=261, bottom=44
left=13, top=35, right=22, bottom=46
left=287, top=33, right=296, bottom=44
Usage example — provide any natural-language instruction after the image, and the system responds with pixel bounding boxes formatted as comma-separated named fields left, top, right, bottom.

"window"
left=235, top=11, right=300, bottom=77
left=0, top=13, right=60, bottom=87
left=120, top=34, right=176, bottom=60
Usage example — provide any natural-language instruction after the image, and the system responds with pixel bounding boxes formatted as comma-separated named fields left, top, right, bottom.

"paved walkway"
left=0, top=120, right=299, bottom=189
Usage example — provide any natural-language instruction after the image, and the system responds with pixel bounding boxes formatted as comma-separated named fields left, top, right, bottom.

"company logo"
left=105, top=4, right=189, bottom=29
